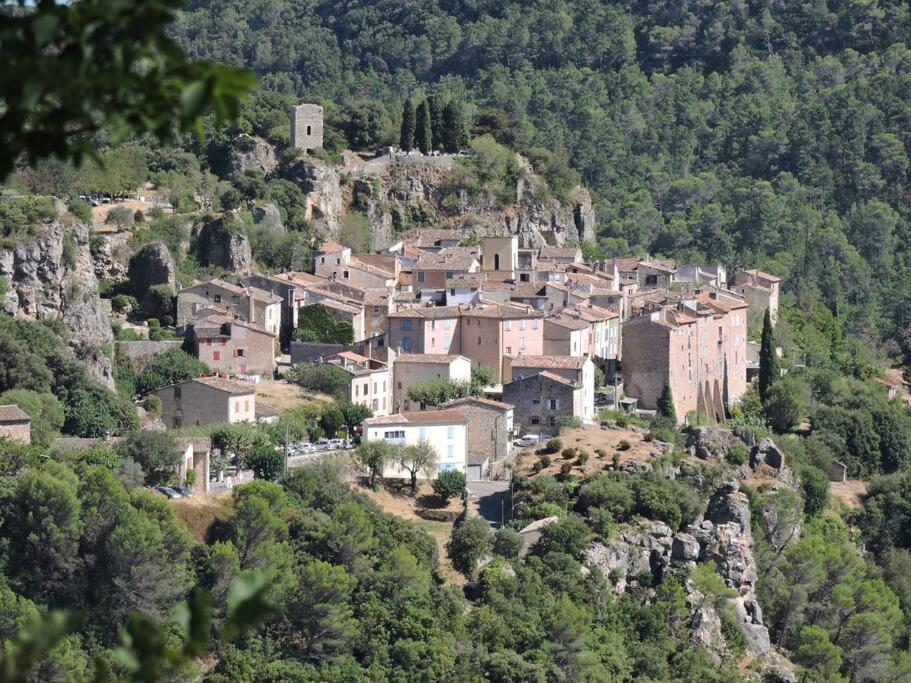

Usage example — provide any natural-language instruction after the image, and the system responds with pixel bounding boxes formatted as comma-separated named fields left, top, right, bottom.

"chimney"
left=245, top=288, right=255, bottom=324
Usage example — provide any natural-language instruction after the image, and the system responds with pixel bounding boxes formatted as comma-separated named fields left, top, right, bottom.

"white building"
left=362, top=409, right=469, bottom=478
left=318, top=350, right=391, bottom=417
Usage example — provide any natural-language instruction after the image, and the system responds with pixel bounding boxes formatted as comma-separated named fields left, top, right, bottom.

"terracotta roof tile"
left=0, top=405, right=30, bottom=422
left=510, top=355, right=588, bottom=369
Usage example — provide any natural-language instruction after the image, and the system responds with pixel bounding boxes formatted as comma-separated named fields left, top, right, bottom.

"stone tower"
left=290, top=103, right=324, bottom=153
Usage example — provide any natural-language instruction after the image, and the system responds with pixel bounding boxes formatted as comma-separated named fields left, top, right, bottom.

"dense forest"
left=2, top=0, right=911, bottom=680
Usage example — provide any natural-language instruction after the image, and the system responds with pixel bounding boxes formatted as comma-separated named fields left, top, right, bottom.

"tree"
left=319, top=407, right=344, bottom=439
left=286, top=560, right=356, bottom=661
left=657, top=383, right=677, bottom=423
left=0, top=0, right=255, bottom=180
left=398, top=440, right=438, bottom=492
left=211, top=423, right=269, bottom=475
left=399, top=99, right=416, bottom=151
left=415, top=99, right=432, bottom=154
left=759, top=309, right=780, bottom=403
left=470, top=362, right=496, bottom=394
left=492, top=528, right=523, bottom=559
left=428, top=93, right=446, bottom=150
left=245, top=444, right=284, bottom=481
left=339, top=98, right=390, bottom=150
left=407, top=378, right=472, bottom=407
left=432, top=469, right=466, bottom=501
left=63, top=385, right=138, bottom=437
left=446, top=517, right=492, bottom=578
left=794, top=626, right=843, bottom=683
left=115, top=431, right=181, bottom=485
left=0, top=389, right=64, bottom=447
left=764, top=376, right=807, bottom=433
left=287, top=363, right=350, bottom=403
left=135, top=349, right=208, bottom=395
left=441, top=100, right=469, bottom=153
left=340, top=402, right=372, bottom=438
left=352, top=440, right=393, bottom=485
left=293, top=305, right=354, bottom=345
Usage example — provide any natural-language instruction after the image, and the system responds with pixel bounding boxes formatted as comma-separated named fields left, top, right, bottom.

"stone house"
left=544, top=313, right=591, bottom=357
left=411, top=248, right=481, bottom=290
left=319, top=351, right=391, bottom=417
left=503, top=371, right=587, bottom=434
left=313, top=242, right=396, bottom=290
left=440, top=396, right=514, bottom=480
left=240, top=271, right=326, bottom=344
left=505, top=354, right=596, bottom=421
left=621, top=291, right=748, bottom=423
left=481, top=236, right=518, bottom=280
left=538, top=245, right=582, bottom=264
left=731, top=269, right=781, bottom=326
left=362, top=409, right=469, bottom=478
left=187, top=315, right=276, bottom=378
left=0, top=405, right=31, bottom=444
left=445, top=273, right=485, bottom=306
left=392, top=353, right=472, bottom=412
left=176, top=279, right=282, bottom=335
left=460, top=303, right=545, bottom=382
left=153, top=376, right=257, bottom=429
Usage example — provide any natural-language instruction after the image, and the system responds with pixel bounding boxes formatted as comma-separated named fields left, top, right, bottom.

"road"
left=466, top=481, right=512, bottom=529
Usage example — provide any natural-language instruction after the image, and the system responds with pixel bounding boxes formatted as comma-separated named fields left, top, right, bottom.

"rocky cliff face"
left=287, top=151, right=596, bottom=249
left=0, top=217, right=114, bottom=387
left=194, top=213, right=253, bottom=274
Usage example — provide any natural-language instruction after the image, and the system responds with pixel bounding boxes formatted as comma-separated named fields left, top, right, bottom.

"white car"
left=514, top=434, right=541, bottom=448
left=327, top=438, right=347, bottom=450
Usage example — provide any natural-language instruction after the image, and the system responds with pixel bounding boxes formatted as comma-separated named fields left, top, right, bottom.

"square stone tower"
left=290, top=103, right=324, bottom=153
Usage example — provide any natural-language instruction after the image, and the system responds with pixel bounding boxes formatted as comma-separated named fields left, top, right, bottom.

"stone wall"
left=290, top=103, right=324, bottom=153
left=116, top=340, right=183, bottom=370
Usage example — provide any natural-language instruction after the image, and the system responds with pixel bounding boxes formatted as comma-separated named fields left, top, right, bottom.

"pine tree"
left=441, top=100, right=469, bottom=153
left=428, top=93, right=446, bottom=150
left=399, top=99, right=415, bottom=151
left=415, top=99, right=432, bottom=154
left=759, top=308, right=780, bottom=403
left=657, top=383, right=677, bottom=423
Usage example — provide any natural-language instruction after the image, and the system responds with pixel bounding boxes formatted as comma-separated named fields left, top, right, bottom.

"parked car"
left=514, top=434, right=541, bottom=447
left=314, top=438, right=331, bottom=451
left=296, top=442, right=316, bottom=453
left=172, top=485, right=195, bottom=498
left=155, top=486, right=183, bottom=499
left=327, top=438, right=347, bottom=450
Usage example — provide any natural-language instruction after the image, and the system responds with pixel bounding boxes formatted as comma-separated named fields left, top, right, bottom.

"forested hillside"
left=175, top=0, right=911, bottom=345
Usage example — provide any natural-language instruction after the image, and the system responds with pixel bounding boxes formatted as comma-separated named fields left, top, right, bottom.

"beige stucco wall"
left=393, top=357, right=471, bottom=412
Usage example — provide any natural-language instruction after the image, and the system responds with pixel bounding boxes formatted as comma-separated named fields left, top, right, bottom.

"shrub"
left=617, top=440, right=631, bottom=451
left=432, top=469, right=466, bottom=501
left=447, top=517, right=492, bottom=577
left=543, top=438, right=563, bottom=454
left=531, top=460, right=545, bottom=473
left=561, top=447, right=577, bottom=460
left=68, top=201, right=92, bottom=223
left=492, top=528, right=524, bottom=559
left=576, top=474, right=634, bottom=518
left=141, top=394, right=162, bottom=417
left=643, top=432, right=654, bottom=443
left=575, top=451, right=589, bottom=466
left=589, top=507, right=615, bottom=538
left=557, top=416, right=582, bottom=433
left=595, top=448, right=607, bottom=458
left=539, top=455, right=551, bottom=469
left=726, top=443, right=748, bottom=467
left=560, top=462, right=572, bottom=476
left=111, top=294, right=138, bottom=313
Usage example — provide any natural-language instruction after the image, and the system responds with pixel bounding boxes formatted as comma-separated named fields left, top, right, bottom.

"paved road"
left=466, top=481, right=511, bottom=528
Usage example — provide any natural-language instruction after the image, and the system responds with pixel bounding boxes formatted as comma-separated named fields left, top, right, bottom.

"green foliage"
left=144, top=284, right=175, bottom=320
left=135, top=349, right=208, bottom=396
left=657, top=384, right=676, bottom=423
left=0, top=196, right=57, bottom=244
left=470, top=361, right=496, bottom=393
left=447, top=517, right=492, bottom=577
left=759, top=310, right=780, bottom=403
left=105, top=204, right=134, bottom=228
left=352, top=439, right=394, bottom=485
left=288, top=363, right=350, bottom=403
left=0, top=389, right=64, bottom=447
left=398, top=440, right=438, bottom=491
left=399, top=99, right=416, bottom=151
left=115, top=431, right=181, bottom=485
left=0, top=0, right=256, bottom=179
left=407, top=377, right=472, bottom=407
left=245, top=445, right=284, bottom=481
left=542, top=438, right=563, bottom=455
left=763, top=376, right=808, bottom=433
left=292, top=304, right=354, bottom=345
left=725, top=443, right=748, bottom=467
left=492, top=527, right=523, bottom=560
left=441, top=100, right=469, bottom=153
left=339, top=402, right=372, bottom=435
left=68, top=200, right=91, bottom=223
left=415, top=99, right=433, bottom=154
left=432, top=469, right=466, bottom=501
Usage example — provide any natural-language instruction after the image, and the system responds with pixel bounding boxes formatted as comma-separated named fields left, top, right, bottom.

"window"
left=382, top=381, right=386, bottom=391
left=397, top=381, right=402, bottom=389
left=519, top=319, right=526, bottom=330
left=645, top=274, right=658, bottom=285
left=504, top=320, right=512, bottom=331
left=373, top=382, right=377, bottom=393
left=244, top=400, right=249, bottom=412
left=174, top=418, right=182, bottom=428
left=363, top=382, right=369, bottom=395
left=402, top=337, right=411, bottom=351
left=520, top=273, right=530, bottom=282
left=320, top=257, right=326, bottom=264
left=402, top=319, right=411, bottom=330
left=532, top=319, right=539, bottom=330
left=477, top=336, right=482, bottom=345
left=234, top=401, right=240, bottom=412
left=532, top=399, right=540, bottom=405
left=206, top=339, right=212, bottom=347
left=445, top=271, right=453, bottom=279
left=520, top=337, right=526, bottom=350
left=383, top=430, right=405, bottom=439
left=236, top=348, right=245, bottom=357
left=307, top=125, right=312, bottom=135
left=174, top=386, right=182, bottom=398
left=192, top=302, right=200, bottom=313
left=336, top=258, right=341, bottom=265
left=417, top=271, right=425, bottom=283
left=221, top=339, right=227, bottom=347
left=548, top=416, right=556, bottom=426
left=447, top=426, right=454, bottom=439
left=431, top=338, right=436, bottom=347
left=419, top=427, right=427, bottom=441
left=506, top=346, right=512, bottom=355
left=548, top=399, right=559, bottom=411
left=213, top=351, right=221, bottom=361
left=372, top=399, right=378, bottom=410
left=355, top=384, right=359, bottom=397
left=431, top=320, right=436, bottom=330
left=451, top=288, right=456, bottom=296
left=213, top=294, right=222, bottom=303
left=447, top=445, right=454, bottom=459
left=343, top=270, right=349, bottom=279
left=444, top=319, right=451, bottom=330
left=531, top=417, right=540, bottom=425
left=374, top=306, right=379, bottom=314
left=232, top=295, right=240, bottom=305
left=444, top=336, right=451, bottom=349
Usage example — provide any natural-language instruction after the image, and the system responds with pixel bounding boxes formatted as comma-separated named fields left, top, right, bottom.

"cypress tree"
left=428, top=93, right=446, bottom=150
left=399, top=99, right=415, bottom=151
left=441, top=101, right=469, bottom=153
left=415, top=99, right=432, bottom=154
left=759, top=308, right=780, bottom=403
left=657, top=383, right=677, bottom=423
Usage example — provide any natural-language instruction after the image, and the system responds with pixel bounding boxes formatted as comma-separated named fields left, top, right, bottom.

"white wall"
left=365, top=421, right=467, bottom=478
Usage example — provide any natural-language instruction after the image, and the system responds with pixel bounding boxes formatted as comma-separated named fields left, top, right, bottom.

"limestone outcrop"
left=128, top=241, right=176, bottom=293
left=226, top=134, right=278, bottom=177
left=194, top=214, right=253, bottom=274
left=0, top=218, right=114, bottom=387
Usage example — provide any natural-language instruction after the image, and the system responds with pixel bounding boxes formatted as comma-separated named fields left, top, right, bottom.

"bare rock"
left=752, top=437, right=784, bottom=469
left=128, top=241, right=176, bottom=295
left=227, top=134, right=277, bottom=177
left=672, top=532, right=701, bottom=561
left=195, top=214, right=253, bottom=274
left=285, top=158, right=343, bottom=237
left=686, top=426, right=734, bottom=460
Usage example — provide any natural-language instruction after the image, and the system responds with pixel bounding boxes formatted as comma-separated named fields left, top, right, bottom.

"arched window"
left=306, top=125, right=312, bottom=136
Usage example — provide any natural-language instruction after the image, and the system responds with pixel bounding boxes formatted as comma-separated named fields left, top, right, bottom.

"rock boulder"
left=195, top=214, right=253, bottom=274
left=128, top=241, right=176, bottom=294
